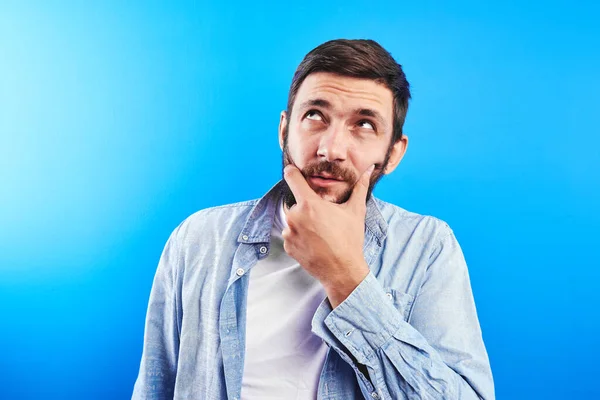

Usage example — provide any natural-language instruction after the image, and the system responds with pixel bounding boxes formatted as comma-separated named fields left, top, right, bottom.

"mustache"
left=302, top=161, right=356, bottom=182
left=280, top=147, right=385, bottom=209
left=282, top=148, right=356, bottom=183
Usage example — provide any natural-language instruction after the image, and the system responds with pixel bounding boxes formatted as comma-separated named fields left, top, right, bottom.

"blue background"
left=1, top=1, right=598, bottom=399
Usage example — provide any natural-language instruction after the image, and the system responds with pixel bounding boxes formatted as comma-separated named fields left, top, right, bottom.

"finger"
left=348, top=164, right=375, bottom=210
left=282, top=209, right=296, bottom=231
left=283, top=164, right=318, bottom=204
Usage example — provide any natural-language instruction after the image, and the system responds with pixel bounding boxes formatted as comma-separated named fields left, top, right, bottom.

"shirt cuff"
left=323, top=271, right=406, bottom=364
left=311, top=296, right=342, bottom=350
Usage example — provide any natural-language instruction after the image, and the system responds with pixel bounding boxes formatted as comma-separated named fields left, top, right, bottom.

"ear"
left=278, top=111, right=288, bottom=151
left=383, top=134, right=409, bottom=174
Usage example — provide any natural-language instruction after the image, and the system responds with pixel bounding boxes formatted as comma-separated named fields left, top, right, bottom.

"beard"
left=280, top=125, right=392, bottom=209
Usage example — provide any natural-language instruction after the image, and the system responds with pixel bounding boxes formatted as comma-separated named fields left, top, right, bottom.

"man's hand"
left=282, top=164, right=375, bottom=308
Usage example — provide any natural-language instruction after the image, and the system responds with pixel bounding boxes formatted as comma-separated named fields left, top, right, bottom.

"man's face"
left=279, top=72, right=407, bottom=208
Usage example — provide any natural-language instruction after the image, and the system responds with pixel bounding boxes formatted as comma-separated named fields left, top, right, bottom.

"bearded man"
left=132, top=39, right=495, bottom=400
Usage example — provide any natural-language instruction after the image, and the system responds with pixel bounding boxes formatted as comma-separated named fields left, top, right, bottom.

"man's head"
left=279, top=39, right=411, bottom=209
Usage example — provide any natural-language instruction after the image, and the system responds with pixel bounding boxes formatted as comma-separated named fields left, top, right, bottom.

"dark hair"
left=286, top=39, right=411, bottom=144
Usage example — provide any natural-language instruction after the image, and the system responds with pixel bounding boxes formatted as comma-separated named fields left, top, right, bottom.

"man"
left=132, top=39, right=494, bottom=400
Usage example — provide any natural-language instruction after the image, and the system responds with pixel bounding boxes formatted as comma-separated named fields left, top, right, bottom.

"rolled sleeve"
left=324, top=272, right=403, bottom=364
left=310, top=226, right=494, bottom=400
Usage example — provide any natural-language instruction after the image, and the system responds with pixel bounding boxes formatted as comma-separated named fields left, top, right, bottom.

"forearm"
left=132, top=287, right=180, bottom=399
left=313, top=272, right=494, bottom=400
left=132, top=228, right=183, bottom=400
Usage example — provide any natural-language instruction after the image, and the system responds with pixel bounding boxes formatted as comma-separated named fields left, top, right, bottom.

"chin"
left=316, top=191, right=350, bottom=204
left=309, top=182, right=353, bottom=204
left=319, top=194, right=339, bottom=203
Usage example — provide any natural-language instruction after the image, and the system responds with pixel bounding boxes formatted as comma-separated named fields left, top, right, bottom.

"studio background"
left=1, top=1, right=598, bottom=399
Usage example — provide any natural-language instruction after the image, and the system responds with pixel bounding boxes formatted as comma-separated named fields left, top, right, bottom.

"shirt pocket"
left=382, top=288, right=415, bottom=322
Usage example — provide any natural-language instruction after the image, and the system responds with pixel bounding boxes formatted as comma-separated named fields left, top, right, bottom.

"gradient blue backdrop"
left=1, top=1, right=599, bottom=399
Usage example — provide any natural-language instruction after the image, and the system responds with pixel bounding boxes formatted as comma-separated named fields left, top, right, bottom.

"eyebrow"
left=298, top=98, right=387, bottom=130
left=298, top=98, right=332, bottom=110
left=355, top=108, right=386, bottom=128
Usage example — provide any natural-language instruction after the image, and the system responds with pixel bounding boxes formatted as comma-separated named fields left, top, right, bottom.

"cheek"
left=287, top=132, right=319, bottom=165
left=350, top=146, right=387, bottom=170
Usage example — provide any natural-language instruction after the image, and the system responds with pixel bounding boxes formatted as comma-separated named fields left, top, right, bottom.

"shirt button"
left=259, top=246, right=268, bottom=254
left=236, top=268, right=245, bottom=276
left=386, top=292, right=393, bottom=300
left=371, top=392, right=379, bottom=399
left=242, top=235, right=249, bottom=241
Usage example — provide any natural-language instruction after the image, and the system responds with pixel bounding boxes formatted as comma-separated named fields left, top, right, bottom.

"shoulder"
left=185, top=199, right=259, bottom=224
left=373, top=197, right=454, bottom=245
left=372, top=198, right=467, bottom=285
left=169, top=198, right=260, bottom=246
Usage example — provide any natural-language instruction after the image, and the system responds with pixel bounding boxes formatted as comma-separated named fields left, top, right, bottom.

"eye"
left=305, top=110, right=323, bottom=121
left=358, top=120, right=375, bottom=130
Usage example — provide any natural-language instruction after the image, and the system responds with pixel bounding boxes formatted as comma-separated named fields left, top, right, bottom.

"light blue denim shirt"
left=132, top=180, right=494, bottom=400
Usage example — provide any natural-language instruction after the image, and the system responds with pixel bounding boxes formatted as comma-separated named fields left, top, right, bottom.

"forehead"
left=294, top=72, right=393, bottom=119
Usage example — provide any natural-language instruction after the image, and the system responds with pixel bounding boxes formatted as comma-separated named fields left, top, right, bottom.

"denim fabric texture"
left=132, top=180, right=494, bottom=400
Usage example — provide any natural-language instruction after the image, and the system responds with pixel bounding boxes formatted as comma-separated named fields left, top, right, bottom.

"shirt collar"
left=237, top=179, right=388, bottom=246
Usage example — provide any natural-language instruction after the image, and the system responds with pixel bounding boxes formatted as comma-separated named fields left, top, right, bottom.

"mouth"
left=309, top=175, right=345, bottom=187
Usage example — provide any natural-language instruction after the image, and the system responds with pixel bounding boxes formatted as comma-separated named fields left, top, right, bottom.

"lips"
left=312, top=174, right=342, bottom=181
left=308, top=175, right=345, bottom=188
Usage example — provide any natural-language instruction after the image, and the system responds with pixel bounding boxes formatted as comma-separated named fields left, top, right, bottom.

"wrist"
left=323, top=259, right=370, bottom=309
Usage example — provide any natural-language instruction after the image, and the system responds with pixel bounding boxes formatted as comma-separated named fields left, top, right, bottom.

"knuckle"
left=297, top=202, right=310, bottom=213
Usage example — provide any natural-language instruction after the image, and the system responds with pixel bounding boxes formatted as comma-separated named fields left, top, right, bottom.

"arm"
left=312, top=227, right=494, bottom=399
left=132, top=226, right=183, bottom=400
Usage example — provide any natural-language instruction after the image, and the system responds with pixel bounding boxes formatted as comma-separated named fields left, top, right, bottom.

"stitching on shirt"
left=198, top=199, right=259, bottom=210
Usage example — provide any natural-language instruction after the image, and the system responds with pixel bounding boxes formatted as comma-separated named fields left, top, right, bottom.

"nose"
left=316, top=125, right=348, bottom=162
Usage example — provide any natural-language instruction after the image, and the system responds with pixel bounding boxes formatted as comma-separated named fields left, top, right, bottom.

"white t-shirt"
left=240, top=197, right=329, bottom=399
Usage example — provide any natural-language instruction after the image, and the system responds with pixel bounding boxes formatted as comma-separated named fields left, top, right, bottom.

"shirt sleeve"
left=311, top=226, right=495, bottom=400
left=132, top=225, right=183, bottom=400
